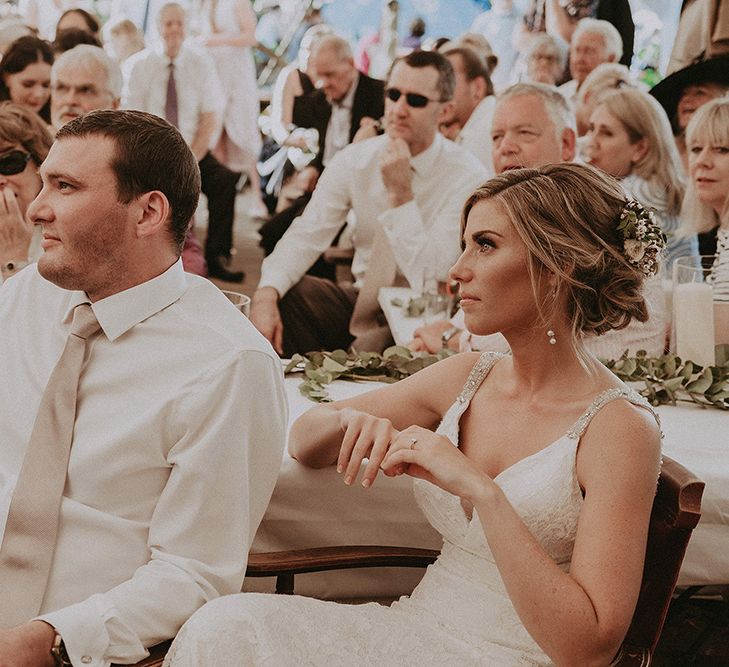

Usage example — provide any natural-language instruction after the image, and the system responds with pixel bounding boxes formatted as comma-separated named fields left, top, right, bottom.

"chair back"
left=621, top=455, right=704, bottom=655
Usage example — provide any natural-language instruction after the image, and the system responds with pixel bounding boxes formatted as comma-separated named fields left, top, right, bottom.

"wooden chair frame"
left=126, top=456, right=703, bottom=667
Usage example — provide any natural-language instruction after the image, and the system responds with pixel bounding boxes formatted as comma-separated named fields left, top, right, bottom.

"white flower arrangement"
left=617, top=200, right=666, bottom=277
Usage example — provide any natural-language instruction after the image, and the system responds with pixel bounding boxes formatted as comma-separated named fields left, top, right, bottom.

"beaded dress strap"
left=566, top=387, right=662, bottom=440
left=455, top=352, right=503, bottom=405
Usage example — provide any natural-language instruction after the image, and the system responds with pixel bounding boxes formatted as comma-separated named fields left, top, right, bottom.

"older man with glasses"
left=250, top=49, right=487, bottom=356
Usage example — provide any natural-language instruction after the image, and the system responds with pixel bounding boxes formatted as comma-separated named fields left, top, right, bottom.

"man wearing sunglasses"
left=251, top=49, right=487, bottom=356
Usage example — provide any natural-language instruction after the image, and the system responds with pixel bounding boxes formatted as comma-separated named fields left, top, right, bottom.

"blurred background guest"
left=0, top=102, right=53, bottom=283
left=194, top=0, right=267, bottom=219
left=55, top=7, right=100, bottom=39
left=0, top=35, right=53, bottom=124
left=584, top=86, right=697, bottom=272
left=522, top=33, right=567, bottom=86
left=574, top=62, right=633, bottom=137
left=18, top=0, right=92, bottom=40
left=469, top=0, right=521, bottom=92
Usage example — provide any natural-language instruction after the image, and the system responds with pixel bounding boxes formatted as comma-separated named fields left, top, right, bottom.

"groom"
left=0, top=110, right=286, bottom=665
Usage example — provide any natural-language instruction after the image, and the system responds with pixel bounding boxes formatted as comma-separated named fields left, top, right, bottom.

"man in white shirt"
left=558, top=18, right=623, bottom=108
left=124, top=2, right=245, bottom=282
left=440, top=45, right=497, bottom=176
left=250, top=50, right=487, bottom=356
left=0, top=110, right=286, bottom=666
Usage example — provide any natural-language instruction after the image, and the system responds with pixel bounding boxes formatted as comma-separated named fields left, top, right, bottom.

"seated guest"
left=584, top=87, right=699, bottom=272
left=168, top=163, right=663, bottom=667
left=50, top=43, right=207, bottom=278
left=125, top=2, right=246, bottom=282
left=559, top=18, right=623, bottom=108
left=258, top=34, right=385, bottom=277
left=0, top=102, right=52, bottom=284
left=55, top=8, right=101, bottom=39
left=52, top=26, right=103, bottom=54
left=412, top=83, right=667, bottom=359
left=439, top=45, right=496, bottom=175
left=0, top=36, right=53, bottom=124
left=574, top=62, right=632, bottom=137
left=681, top=96, right=729, bottom=277
left=0, top=109, right=286, bottom=665
left=650, top=56, right=729, bottom=169
left=250, top=50, right=487, bottom=356
left=523, top=33, right=566, bottom=86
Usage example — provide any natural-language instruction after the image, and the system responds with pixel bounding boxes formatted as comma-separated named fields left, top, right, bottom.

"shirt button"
left=81, top=657, right=92, bottom=664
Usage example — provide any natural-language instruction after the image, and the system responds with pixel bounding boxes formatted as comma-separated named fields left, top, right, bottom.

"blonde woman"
left=585, top=86, right=698, bottom=272
left=682, top=96, right=729, bottom=302
left=165, top=164, right=663, bottom=667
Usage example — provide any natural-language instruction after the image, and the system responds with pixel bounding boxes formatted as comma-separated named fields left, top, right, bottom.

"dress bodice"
left=413, top=351, right=658, bottom=571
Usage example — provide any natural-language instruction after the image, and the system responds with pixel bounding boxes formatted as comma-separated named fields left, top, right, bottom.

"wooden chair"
left=126, top=456, right=703, bottom=667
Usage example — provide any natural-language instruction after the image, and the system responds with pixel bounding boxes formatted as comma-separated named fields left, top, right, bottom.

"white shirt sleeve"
left=38, top=350, right=287, bottom=666
left=259, top=151, right=354, bottom=297
left=123, top=55, right=149, bottom=111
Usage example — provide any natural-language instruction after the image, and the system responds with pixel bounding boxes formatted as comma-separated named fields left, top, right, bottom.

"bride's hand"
left=380, top=426, right=493, bottom=503
left=337, top=408, right=399, bottom=487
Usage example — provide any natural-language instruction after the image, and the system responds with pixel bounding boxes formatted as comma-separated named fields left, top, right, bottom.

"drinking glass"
left=221, top=290, right=251, bottom=318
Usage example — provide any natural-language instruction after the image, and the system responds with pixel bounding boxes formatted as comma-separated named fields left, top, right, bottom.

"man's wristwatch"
left=51, top=632, right=73, bottom=667
left=441, top=326, right=461, bottom=349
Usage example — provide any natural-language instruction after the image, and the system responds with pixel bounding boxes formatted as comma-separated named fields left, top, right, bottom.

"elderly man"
left=440, top=45, right=497, bottom=175
left=52, top=43, right=207, bottom=277
left=0, top=110, right=286, bottom=665
left=250, top=50, right=487, bottom=356
left=125, top=2, right=245, bottom=282
left=558, top=18, right=623, bottom=107
left=259, top=34, right=385, bottom=276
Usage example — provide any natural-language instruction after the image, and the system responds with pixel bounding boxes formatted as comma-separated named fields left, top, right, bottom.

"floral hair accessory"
left=617, top=199, right=666, bottom=277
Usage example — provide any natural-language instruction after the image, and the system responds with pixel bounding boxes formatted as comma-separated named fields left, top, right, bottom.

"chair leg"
left=276, top=573, right=295, bottom=595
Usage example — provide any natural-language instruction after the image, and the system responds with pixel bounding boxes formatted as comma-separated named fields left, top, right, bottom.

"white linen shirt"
left=259, top=133, right=488, bottom=296
left=456, top=95, right=496, bottom=177
left=0, top=261, right=287, bottom=666
left=123, top=45, right=223, bottom=146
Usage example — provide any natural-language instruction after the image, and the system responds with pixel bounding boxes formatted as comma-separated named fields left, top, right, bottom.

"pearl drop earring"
left=547, top=329, right=557, bottom=345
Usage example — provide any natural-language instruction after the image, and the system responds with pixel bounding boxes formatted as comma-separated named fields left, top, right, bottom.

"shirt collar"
left=410, top=132, right=443, bottom=177
left=62, top=259, right=188, bottom=342
left=333, top=71, right=359, bottom=110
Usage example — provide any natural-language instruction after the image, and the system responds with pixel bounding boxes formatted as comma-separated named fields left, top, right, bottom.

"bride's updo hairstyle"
left=460, top=163, right=649, bottom=344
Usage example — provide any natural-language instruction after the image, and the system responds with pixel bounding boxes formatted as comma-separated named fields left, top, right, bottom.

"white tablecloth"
left=247, top=377, right=729, bottom=598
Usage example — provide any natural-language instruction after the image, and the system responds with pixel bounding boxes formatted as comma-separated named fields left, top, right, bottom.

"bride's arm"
left=381, top=400, right=661, bottom=666
left=289, top=352, right=478, bottom=478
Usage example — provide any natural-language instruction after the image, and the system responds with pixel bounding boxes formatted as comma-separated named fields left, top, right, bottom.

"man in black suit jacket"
left=259, top=35, right=384, bottom=278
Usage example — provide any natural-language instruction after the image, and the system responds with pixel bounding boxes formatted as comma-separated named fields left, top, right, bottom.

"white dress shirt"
left=123, top=45, right=224, bottom=146
left=322, top=72, right=359, bottom=167
left=259, top=133, right=488, bottom=296
left=558, top=78, right=579, bottom=110
left=0, top=261, right=287, bottom=666
left=456, top=95, right=496, bottom=177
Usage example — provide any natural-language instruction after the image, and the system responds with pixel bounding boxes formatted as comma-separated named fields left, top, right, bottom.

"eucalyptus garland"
left=285, top=345, right=729, bottom=410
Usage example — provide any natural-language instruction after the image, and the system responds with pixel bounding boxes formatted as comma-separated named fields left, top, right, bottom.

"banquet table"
left=246, top=374, right=729, bottom=599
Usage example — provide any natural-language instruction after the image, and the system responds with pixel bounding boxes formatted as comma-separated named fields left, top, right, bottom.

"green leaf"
left=322, top=356, right=349, bottom=373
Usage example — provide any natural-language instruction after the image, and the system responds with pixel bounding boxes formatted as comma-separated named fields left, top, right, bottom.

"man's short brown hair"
left=56, top=109, right=200, bottom=253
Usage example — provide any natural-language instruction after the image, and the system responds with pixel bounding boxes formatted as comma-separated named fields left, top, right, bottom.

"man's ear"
left=561, top=127, right=577, bottom=161
left=112, top=97, right=121, bottom=110
left=471, top=76, right=487, bottom=102
left=438, top=100, right=455, bottom=124
left=135, top=190, right=170, bottom=240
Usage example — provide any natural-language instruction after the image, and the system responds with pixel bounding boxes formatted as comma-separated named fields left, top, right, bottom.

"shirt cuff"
left=37, top=594, right=147, bottom=667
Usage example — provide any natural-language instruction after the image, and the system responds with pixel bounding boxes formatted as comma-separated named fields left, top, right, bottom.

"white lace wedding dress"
left=164, top=352, right=655, bottom=667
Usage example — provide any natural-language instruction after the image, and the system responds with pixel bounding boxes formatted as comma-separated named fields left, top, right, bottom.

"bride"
left=165, top=164, right=664, bottom=666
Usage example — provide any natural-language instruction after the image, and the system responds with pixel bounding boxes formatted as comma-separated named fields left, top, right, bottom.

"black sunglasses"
left=0, top=150, right=33, bottom=176
left=385, top=87, right=444, bottom=108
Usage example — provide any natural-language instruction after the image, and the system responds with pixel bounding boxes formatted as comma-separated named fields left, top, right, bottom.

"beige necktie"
left=349, top=224, right=399, bottom=338
left=0, top=303, right=100, bottom=626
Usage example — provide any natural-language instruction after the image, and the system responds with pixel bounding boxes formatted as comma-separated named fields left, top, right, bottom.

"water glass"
left=222, top=290, right=251, bottom=318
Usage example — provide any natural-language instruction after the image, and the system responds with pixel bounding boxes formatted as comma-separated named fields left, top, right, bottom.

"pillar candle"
left=674, top=282, right=715, bottom=366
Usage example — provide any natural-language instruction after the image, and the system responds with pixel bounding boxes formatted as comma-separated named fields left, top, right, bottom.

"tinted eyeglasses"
left=0, top=150, right=33, bottom=176
left=385, top=87, right=444, bottom=108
